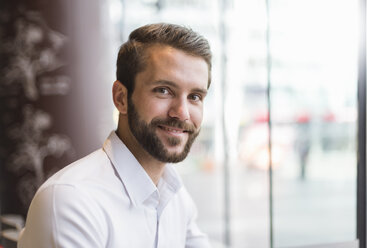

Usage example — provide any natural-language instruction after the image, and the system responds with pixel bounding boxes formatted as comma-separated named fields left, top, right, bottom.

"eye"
left=189, top=94, right=202, bottom=102
left=153, top=87, right=170, bottom=95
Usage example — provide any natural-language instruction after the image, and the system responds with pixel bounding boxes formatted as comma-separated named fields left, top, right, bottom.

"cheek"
left=190, top=106, right=203, bottom=128
left=135, top=98, right=171, bottom=120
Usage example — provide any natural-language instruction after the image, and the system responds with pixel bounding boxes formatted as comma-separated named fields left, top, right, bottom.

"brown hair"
left=116, top=23, right=212, bottom=96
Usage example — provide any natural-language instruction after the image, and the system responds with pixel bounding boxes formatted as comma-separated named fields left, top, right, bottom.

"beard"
left=127, top=98, right=200, bottom=163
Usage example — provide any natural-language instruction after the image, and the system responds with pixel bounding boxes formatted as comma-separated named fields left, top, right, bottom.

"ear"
left=112, top=80, right=128, bottom=115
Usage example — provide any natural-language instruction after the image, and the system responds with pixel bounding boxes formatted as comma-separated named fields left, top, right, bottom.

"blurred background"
left=0, top=0, right=364, bottom=247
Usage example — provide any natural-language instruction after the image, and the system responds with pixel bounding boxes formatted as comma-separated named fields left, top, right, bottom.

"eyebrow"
left=151, top=80, right=208, bottom=95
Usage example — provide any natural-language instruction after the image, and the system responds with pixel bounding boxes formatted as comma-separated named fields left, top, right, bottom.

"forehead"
left=136, top=44, right=209, bottom=90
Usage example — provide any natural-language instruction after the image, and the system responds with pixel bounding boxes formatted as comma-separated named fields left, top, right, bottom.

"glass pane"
left=269, top=0, right=358, bottom=247
left=228, top=0, right=271, bottom=247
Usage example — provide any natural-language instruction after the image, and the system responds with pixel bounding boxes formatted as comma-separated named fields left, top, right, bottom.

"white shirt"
left=18, top=131, right=210, bottom=248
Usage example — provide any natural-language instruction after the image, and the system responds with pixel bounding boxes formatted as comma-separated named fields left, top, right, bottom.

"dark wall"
left=0, top=0, right=114, bottom=216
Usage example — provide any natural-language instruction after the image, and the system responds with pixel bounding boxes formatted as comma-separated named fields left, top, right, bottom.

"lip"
left=157, top=125, right=188, bottom=137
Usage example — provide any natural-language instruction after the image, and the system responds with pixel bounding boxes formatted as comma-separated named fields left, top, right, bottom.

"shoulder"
left=29, top=148, right=119, bottom=221
left=40, top=148, right=113, bottom=190
left=19, top=183, right=108, bottom=247
left=33, top=148, right=121, bottom=213
left=30, top=148, right=112, bottom=227
left=18, top=149, right=117, bottom=247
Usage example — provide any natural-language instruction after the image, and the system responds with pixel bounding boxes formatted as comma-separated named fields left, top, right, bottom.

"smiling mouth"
left=158, top=125, right=188, bottom=134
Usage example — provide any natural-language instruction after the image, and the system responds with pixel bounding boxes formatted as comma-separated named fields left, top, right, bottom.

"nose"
left=168, top=97, right=190, bottom=121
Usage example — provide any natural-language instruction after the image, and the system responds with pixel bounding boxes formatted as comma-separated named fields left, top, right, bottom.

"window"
left=110, top=0, right=363, bottom=247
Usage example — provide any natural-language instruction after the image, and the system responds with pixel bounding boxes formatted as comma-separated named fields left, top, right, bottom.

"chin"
left=165, top=147, right=185, bottom=156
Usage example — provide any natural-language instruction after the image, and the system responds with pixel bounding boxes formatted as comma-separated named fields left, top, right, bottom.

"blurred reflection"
left=294, top=112, right=311, bottom=180
left=269, top=0, right=358, bottom=246
left=115, top=0, right=358, bottom=247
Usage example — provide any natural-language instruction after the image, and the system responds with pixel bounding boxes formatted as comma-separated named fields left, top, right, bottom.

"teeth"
left=162, top=126, right=183, bottom=133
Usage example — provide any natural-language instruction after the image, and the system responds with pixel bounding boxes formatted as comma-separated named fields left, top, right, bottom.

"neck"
left=116, top=123, right=165, bottom=186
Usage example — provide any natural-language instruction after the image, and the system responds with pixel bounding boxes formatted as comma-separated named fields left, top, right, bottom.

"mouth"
left=157, top=125, right=189, bottom=135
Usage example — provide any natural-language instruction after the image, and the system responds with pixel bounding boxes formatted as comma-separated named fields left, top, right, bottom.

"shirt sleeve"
left=18, top=184, right=106, bottom=248
left=184, top=191, right=212, bottom=248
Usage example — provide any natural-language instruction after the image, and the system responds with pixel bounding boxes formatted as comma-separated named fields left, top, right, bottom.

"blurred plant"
left=0, top=8, right=73, bottom=211
left=7, top=105, right=72, bottom=206
left=3, top=11, right=67, bottom=100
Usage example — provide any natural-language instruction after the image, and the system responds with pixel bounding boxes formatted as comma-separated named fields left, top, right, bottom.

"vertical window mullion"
left=357, top=0, right=366, bottom=246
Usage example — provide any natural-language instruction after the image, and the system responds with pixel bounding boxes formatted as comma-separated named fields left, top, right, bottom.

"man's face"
left=127, top=45, right=209, bottom=163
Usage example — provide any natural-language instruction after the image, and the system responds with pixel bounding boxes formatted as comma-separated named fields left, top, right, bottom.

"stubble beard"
left=127, top=98, right=200, bottom=163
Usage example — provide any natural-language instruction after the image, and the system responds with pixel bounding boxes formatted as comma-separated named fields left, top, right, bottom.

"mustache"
left=150, top=118, right=197, bottom=133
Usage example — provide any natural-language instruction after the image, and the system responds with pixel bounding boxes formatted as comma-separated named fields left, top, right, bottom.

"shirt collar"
left=102, top=131, right=182, bottom=206
left=161, top=164, right=182, bottom=194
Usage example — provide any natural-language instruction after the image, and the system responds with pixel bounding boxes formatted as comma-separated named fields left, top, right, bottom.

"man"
left=18, top=23, right=212, bottom=247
